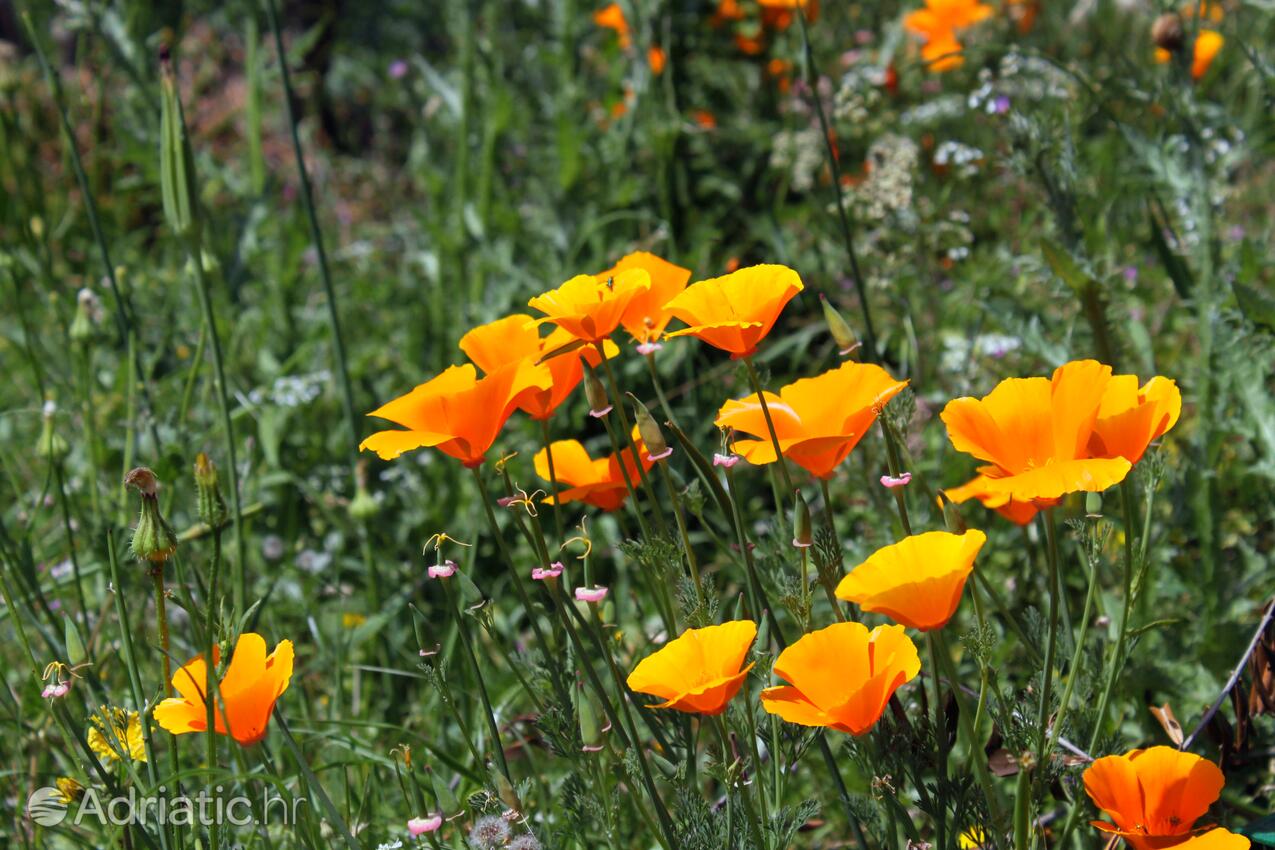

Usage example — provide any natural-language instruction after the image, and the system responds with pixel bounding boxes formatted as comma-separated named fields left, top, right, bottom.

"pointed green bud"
left=37, top=400, right=69, bottom=462
left=938, top=490, right=968, bottom=534
left=125, top=467, right=178, bottom=564
left=627, top=393, right=669, bottom=460
left=426, top=765, right=460, bottom=818
left=1085, top=492, right=1103, bottom=517
left=159, top=47, right=201, bottom=242
left=69, top=288, right=104, bottom=346
left=64, top=617, right=87, bottom=667
left=820, top=293, right=860, bottom=357
left=577, top=682, right=608, bottom=753
left=583, top=363, right=610, bottom=417
left=793, top=490, right=812, bottom=549
left=193, top=452, right=227, bottom=528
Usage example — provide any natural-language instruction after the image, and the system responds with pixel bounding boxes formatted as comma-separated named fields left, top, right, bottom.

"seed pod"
left=159, top=46, right=201, bottom=242
left=627, top=394, right=669, bottom=459
left=37, top=400, right=69, bottom=462
left=793, top=490, right=813, bottom=548
left=819, top=293, right=859, bottom=356
left=1152, top=13, right=1185, bottom=53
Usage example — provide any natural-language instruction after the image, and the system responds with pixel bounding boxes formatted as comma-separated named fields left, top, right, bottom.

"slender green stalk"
left=205, top=530, right=222, bottom=850
left=711, top=715, right=766, bottom=850
left=742, top=357, right=795, bottom=500
left=54, top=463, right=90, bottom=625
left=932, top=628, right=1005, bottom=831
left=598, top=409, right=655, bottom=540
left=188, top=252, right=247, bottom=613
left=793, top=6, right=879, bottom=361
left=275, top=715, right=363, bottom=850
left=929, top=633, right=949, bottom=850
left=440, top=575, right=512, bottom=783
left=656, top=459, right=703, bottom=606
left=597, top=345, right=666, bottom=531
left=879, top=421, right=913, bottom=535
left=1028, top=509, right=1064, bottom=843
left=538, top=418, right=566, bottom=543
left=643, top=350, right=680, bottom=431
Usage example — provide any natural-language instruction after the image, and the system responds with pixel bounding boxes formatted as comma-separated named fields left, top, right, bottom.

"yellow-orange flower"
left=715, top=361, right=908, bottom=478
left=528, top=269, right=651, bottom=345
left=759, top=622, right=920, bottom=735
left=360, top=361, right=551, bottom=467
left=663, top=264, right=804, bottom=358
left=626, top=620, right=757, bottom=715
left=836, top=530, right=986, bottom=630
left=903, top=0, right=993, bottom=71
left=154, top=633, right=294, bottom=746
left=595, top=252, right=692, bottom=344
left=593, top=3, right=631, bottom=48
left=1083, top=746, right=1228, bottom=850
left=944, top=475, right=1040, bottom=525
left=1089, top=374, right=1182, bottom=464
left=758, top=0, right=818, bottom=30
left=940, top=360, right=1134, bottom=503
left=87, top=706, right=147, bottom=763
left=459, top=314, right=616, bottom=421
left=1156, top=31, right=1225, bottom=80
left=1169, top=830, right=1252, bottom=850
left=534, top=433, right=652, bottom=512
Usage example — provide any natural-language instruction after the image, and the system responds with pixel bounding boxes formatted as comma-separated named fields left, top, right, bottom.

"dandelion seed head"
left=467, top=815, right=511, bottom=849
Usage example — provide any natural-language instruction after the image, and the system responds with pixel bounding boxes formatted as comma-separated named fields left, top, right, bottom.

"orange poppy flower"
left=904, top=0, right=992, bottom=71
left=663, top=264, right=804, bottom=358
left=715, top=361, right=908, bottom=479
left=758, top=0, right=818, bottom=30
left=1089, top=375, right=1181, bottom=465
left=534, top=433, right=652, bottom=512
left=528, top=269, right=651, bottom=345
left=835, top=530, right=986, bottom=630
left=692, top=110, right=718, bottom=129
left=759, top=622, right=920, bottom=735
left=595, top=252, right=692, bottom=344
left=626, top=620, right=757, bottom=715
left=944, top=475, right=1040, bottom=525
left=154, top=633, right=294, bottom=746
left=594, top=3, right=631, bottom=49
left=1155, top=31, right=1225, bottom=80
left=940, top=359, right=1133, bottom=503
left=360, top=362, right=551, bottom=467
left=921, top=31, right=967, bottom=71
left=1083, top=746, right=1227, bottom=850
left=648, top=46, right=666, bottom=75
left=459, top=314, right=616, bottom=421
left=713, top=0, right=745, bottom=25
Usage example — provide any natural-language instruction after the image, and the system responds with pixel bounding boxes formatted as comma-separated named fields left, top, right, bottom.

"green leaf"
left=1040, top=238, right=1092, bottom=295
left=1233, top=281, right=1275, bottom=332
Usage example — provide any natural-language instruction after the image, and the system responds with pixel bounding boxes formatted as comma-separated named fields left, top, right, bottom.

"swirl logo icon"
left=27, top=786, right=68, bottom=826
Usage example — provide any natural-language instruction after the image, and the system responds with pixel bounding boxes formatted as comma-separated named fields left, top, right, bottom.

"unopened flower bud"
left=193, top=452, right=227, bottom=528
left=577, top=681, right=610, bottom=753
left=584, top=364, right=611, bottom=417
left=820, top=293, right=860, bottom=357
left=159, top=47, right=201, bottom=242
left=37, top=400, right=69, bottom=462
left=627, top=394, right=670, bottom=460
left=349, top=486, right=378, bottom=521
left=937, top=491, right=968, bottom=534
left=125, top=467, right=178, bottom=564
left=1152, top=13, right=1184, bottom=53
left=793, top=490, right=813, bottom=548
left=70, top=288, right=104, bottom=346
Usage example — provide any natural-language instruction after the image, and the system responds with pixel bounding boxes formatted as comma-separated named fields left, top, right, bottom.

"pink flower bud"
left=647, top=447, right=674, bottom=462
left=428, top=560, right=457, bottom=579
left=408, top=815, right=442, bottom=836
left=713, top=453, right=741, bottom=468
left=880, top=472, right=912, bottom=489
left=532, top=562, right=564, bottom=581
left=636, top=342, right=663, bottom=355
left=575, top=586, right=608, bottom=603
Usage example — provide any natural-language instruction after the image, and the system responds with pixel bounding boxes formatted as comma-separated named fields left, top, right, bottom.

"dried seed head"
left=1152, top=13, right=1185, bottom=53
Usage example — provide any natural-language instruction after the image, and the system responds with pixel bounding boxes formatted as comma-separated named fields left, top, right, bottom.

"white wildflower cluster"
left=769, top=127, right=825, bottom=193
left=899, top=95, right=966, bottom=128
left=847, top=135, right=919, bottom=221
left=248, top=370, right=332, bottom=408
left=934, top=140, right=984, bottom=177
left=833, top=66, right=885, bottom=126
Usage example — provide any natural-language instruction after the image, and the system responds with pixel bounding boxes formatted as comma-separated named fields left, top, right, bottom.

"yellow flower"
left=87, top=706, right=148, bottom=763
left=342, top=613, right=368, bottom=629
left=56, top=777, right=85, bottom=804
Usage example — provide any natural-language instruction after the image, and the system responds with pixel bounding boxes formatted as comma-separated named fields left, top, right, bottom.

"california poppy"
left=627, top=620, right=757, bottom=715
left=360, top=361, right=551, bottom=466
left=1156, top=31, right=1225, bottom=80
left=759, top=622, right=920, bottom=735
left=758, top=0, right=818, bottom=30
left=534, top=433, right=652, bottom=512
left=1083, top=746, right=1227, bottom=850
left=528, top=269, right=652, bottom=345
left=663, top=264, right=804, bottom=359
left=459, top=314, right=616, bottom=421
left=835, top=530, right=986, bottom=630
left=1169, top=830, right=1252, bottom=850
left=903, top=0, right=993, bottom=71
left=715, top=361, right=908, bottom=478
left=940, top=359, right=1134, bottom=503
left=593, top=3, right=631, bottom=49
left=154, top=633, right=294, bottom=746
left=1089, top=374, right=1181, bottom=464
left=944, top=474, right=1040, bottom=525
left=595, top=252, right=692, bottom=345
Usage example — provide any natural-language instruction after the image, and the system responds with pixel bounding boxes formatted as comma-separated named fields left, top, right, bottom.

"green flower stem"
left=879, top=420, right=913, bottom=536
left=599, top=410, right=656, bottom=541
left=656, top=458, right=703, bottom=607
left=793, top=5, right=879, bottom=362
left=643, top=350, right=681, bottom=432
left=597, top=343, right=668, bottom=535
left=275, top=714, right=363, bottom=850
left=187, top=250, right=247, bottom=615
left=928, top=633, right=950, bottom=850
left=204, top=529, right=222, bottom=850
left=440, top=575, right=512, bottom=784
left=742, top=357, right=795, bottom=503
left=54, top=463, right=90, bottom=626
left=711, top=714, right=766, bottom=850
left=1028, top=508, right=1064, bottom=844
left=538, top=418, right=566, bottom=544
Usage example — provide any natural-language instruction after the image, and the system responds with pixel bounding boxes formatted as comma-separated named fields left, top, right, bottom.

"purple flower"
left=388, top=60, right=409, bottom=80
